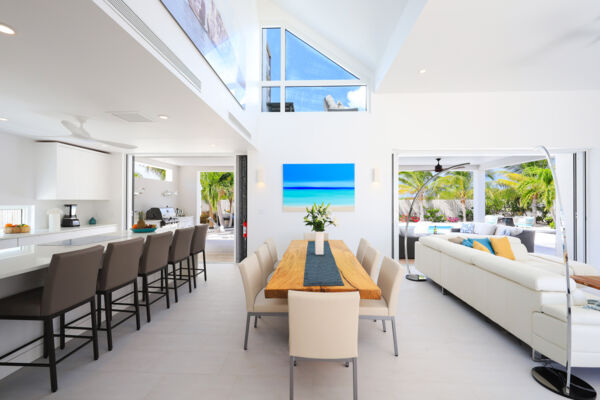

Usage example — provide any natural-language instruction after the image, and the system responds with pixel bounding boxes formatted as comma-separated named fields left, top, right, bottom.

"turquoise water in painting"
left=283, top=188, right=355, bottom=208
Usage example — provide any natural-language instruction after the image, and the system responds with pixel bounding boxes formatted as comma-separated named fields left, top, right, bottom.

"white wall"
left=133, top=157, right=180, bottom=215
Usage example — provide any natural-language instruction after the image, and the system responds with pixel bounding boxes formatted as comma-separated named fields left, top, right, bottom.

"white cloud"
left=346, top=86, right=366, bottom=110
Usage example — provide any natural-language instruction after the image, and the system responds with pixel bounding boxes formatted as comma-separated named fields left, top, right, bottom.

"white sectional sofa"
left=415, top=234, right=600, bottom=367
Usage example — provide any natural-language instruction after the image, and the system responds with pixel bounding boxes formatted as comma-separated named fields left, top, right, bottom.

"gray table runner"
left=303, top=241, right=344, bottom=286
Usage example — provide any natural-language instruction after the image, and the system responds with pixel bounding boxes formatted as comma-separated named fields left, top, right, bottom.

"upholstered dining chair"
left=359, top=256, right=403, bottom=356
left=264, top=238, right=279, bottom=268
left=238, top=253, right=287, bottom=350
left=167, top=227, right=195, bottom=301
left=94, top=238, right=144, bottom=351
left=190, top=224, right=209, bottom=286
left=355, top=238, right=369, bottom=265
left=138, top=231, right=172, bottom=323
left=361, top=246, right=381, bottom=281
left=0, top=246, right=104, bottom=392
left=256, top=243, right=275, bottom=284
left=288, top=291, right=359, bottom=400
left=303, top=232, right=329, bottom=241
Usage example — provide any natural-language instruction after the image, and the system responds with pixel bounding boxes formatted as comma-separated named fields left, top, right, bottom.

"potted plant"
left=303, top=202, right=336, bottom=255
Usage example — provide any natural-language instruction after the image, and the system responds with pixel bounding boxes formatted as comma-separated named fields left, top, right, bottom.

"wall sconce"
left=162, top=190, right=178, bottom=197
left=372, top=167, right=380, bottom=183
left=256, top=168, right=265, bottom=185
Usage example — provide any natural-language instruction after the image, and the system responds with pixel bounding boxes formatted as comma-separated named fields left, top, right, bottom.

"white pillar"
left=473, top=169, right=486, bottom=223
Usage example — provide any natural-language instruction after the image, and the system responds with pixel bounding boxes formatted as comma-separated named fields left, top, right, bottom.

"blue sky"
left=283, top=164, right=355, bottom=188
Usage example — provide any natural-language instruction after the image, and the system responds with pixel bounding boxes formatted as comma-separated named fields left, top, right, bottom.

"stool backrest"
left=169, top=227, right=195, bottom=263
left=99, top=238, right=144, bottom=291
left=140, top=231, right=173, bottom=275
left=41, top=245, right=104, bottom=316
left=190, top=224, right=209, bottom=254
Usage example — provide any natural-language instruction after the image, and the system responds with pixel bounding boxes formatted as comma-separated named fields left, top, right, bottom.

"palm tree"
left=398, top=171, right=437, bottom=220
left=436, top=171, right=473, bottom=222
left=516, top=165, right=555, bottom=223
left=200, top=172, right=223, bottom=227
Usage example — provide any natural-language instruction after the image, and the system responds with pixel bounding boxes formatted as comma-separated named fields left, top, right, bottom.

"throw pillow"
left=460, top=223, right=474, bottom=233
left=473, top=241, right=491, bottom=254
left=462, top=238, right=496, bottom=254
left=473, top=222, right=497, bottom=236
left=490, top=237, right=515, bottom=260
left=448, top=236, right=465, bottom=245
left=495, top=226, right=524, bottom=237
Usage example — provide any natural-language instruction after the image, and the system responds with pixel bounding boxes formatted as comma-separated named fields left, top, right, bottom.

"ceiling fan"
left=428, top=157, right=469, bottom=173
left=60, top=117, right=137, bottom=149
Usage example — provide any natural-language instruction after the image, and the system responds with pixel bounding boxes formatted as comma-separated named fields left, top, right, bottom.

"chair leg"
left=186, top=257, right=192, bottom=293
left=352, top=358, right=357, bottom=400
left=202, top=251, right=207, bottom=281
left=191, top=255, right=197, bottom=289
left=160, top=269, right=164, bottom=291
left=44, top=318, right=58, bottom=392
left=96, top=293, right=102, bottom=327
left=254, top=315, right=258, bottom=328
left=90, top=298, right=99, bottom=360
left=59, top=314, right=65, bottom=349
left=382, top=320, right=387, bottom=333
left=391, top=317, right=398, bottom=357
left=133, top=280, right=141, bottom=330
left=163, top=267, right=170, bottom=309
left=289, top=356, right=294, bottom=400
left=244, top=313, right=251, bottom=350
left=104, top=292, right=113, bottom=351
left=172, top=264, right=179, bottom=303
left=179, top=261, right=183, bottom=279
left=143, top=275, right=151, bottom=322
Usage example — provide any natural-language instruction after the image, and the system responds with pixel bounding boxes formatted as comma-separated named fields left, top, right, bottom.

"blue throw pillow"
left=462, top=238, right=495, bottom=254
left=460, top=223, right=475, bottom=233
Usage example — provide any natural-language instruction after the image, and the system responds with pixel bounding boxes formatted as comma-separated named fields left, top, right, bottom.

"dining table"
left=264, top=240, right=381, bottom=300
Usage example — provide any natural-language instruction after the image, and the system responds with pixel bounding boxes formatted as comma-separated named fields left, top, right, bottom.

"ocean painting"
left=283, top=164, right=355, bottom=211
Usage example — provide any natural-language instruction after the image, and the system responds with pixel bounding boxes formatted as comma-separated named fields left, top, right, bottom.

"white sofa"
left=415, top=234, right=600, bottom=367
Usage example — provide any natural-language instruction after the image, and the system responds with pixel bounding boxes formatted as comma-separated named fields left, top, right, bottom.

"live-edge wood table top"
left=572, top=275, right=600, bottom=291
left=264, top=240, right=381, bottom=300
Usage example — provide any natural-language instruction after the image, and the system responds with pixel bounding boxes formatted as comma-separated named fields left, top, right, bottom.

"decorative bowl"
left=131, top=227, right=157, bottom=233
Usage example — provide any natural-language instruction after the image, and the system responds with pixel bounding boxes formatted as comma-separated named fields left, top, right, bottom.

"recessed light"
left=419, top=69, right=427, bottom=74
left=0, top=117, right=7, bottom=122
left=0, top=24, right=16, bottom=35
left=158, top=115, right=169, bottom=120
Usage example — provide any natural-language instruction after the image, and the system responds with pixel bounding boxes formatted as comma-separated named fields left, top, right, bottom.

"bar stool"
left=190, top=224, right=209, bottom=287
left=0, top=246, right=103, bottom=392
left=168, top=227, right=195, bottom=303
left=96, top=238, right=144, bottom=350
left=139, top=231, right=173, bottom=323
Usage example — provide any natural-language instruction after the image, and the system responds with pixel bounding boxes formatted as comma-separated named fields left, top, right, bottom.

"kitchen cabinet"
left=36, top=142, right=111, bottom=200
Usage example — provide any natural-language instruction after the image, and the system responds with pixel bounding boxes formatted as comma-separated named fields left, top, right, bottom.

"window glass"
left=134, top=162, right=173, bottom=182
left=285, top=86, right=366, bottom=112
left=262, top=87, right=281, bottom=112
left=285, top=30, right=357, bottom=81
left=262, top=28, right=280, bottom=81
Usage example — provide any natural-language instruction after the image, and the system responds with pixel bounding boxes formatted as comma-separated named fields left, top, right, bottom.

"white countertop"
left=0, top=223, right=118, bottom=241
left=0, top=229, right=161, bottom=280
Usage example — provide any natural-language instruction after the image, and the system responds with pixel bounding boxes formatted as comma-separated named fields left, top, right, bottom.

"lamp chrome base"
left=405, top=274, right=427, bottom=282
left=532, top=367, right=596, bottom=400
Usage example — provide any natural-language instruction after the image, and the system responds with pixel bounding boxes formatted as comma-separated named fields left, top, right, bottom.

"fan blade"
left=60, top=120, right=90, bottom=138
left=94, top=139, right=137, bottom=149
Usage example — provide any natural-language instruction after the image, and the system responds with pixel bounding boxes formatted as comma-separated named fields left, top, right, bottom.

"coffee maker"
left=61, top=204, right=80, bottom=227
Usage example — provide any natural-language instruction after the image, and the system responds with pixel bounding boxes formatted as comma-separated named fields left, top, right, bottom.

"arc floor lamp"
left=531, top=146, right=596, bottom=400
left=404, top=159, right=469, bottom=281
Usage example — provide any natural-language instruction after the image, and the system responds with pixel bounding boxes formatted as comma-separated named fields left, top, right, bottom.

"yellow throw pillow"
left=490, top=237, right=516, bottom=260
left=472, top=241, right=491, bottom=253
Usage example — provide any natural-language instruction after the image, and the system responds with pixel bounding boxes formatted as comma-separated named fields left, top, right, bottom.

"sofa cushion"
left=473, top=222, right=497, bottom=235
left=495, top=225, right=523, bottom=236
left=490, top=237, right=516, bottom=260
left=459, top=223, right=475, bottom=233
left=541, top=303, right=600, bottom=325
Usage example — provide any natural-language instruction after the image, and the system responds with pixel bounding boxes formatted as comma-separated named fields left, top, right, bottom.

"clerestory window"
left=261, top=28, right=367, bottom=112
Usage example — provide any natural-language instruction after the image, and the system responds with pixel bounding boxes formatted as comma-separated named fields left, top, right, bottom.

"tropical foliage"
left=200, top=172, right=234, bottom=228
left=303, top=203, right=336, bottom=232
left=398, top=171, right=436, bottom=219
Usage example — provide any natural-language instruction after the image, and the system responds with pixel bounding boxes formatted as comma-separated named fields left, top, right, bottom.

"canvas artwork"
left=283, top=164, right=355, bottom=211
left=161, top=0, right=246, bottom=106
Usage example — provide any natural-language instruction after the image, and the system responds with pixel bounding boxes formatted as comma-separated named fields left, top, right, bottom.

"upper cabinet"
left=36, top=142, right=111, bottom=200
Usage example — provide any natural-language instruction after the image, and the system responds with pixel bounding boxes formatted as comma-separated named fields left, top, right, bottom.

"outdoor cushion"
left=490, top=237, right=516, bottom=260
left=459, top=223, right=474, bottom=233
left=473, top=222, right=497, bottom=235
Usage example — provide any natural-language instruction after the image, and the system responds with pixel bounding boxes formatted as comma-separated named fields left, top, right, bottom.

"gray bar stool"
left=138, top=231, right=173, bottom=323
left=190, top=224, right=209, bottom=286
left=0, top=246, right=104, bottom=392
left=168, top=227, right=195, bottom=303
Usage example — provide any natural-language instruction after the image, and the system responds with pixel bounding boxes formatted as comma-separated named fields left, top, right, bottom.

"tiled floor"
left=0, top=262, right=598, bottom=399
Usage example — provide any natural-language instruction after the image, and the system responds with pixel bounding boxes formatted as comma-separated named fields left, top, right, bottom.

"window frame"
left=0, top=205, right=35, bottom=230
left=261, top=25, right=368, bottom=112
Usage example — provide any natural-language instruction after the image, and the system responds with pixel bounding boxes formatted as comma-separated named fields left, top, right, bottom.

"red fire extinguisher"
left=243, top=221, right=247, bottom=238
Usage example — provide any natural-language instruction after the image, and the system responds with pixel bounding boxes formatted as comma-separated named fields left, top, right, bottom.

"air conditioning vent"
left=110, top=112, right=152, bottom=122
left=102, top=0, right=202, bottom=94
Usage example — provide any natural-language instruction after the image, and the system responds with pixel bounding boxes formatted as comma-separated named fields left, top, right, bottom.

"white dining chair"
left=359, top=256, right=403, bottom=356
left=264, top=238, right=279, bottom=268
left=238, top=254, right=287, bottom=350
left=361, top=245, right=381, bottom=281
left=256, top=244, right=274, bottom=284
left=355, top=238, right=369, bottom=265
left=303, top=232, right=329, bottom=241
left=288, top=291, right=359, bottom=400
